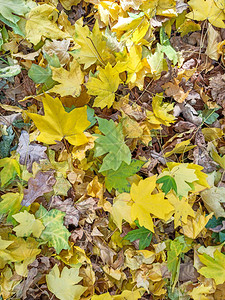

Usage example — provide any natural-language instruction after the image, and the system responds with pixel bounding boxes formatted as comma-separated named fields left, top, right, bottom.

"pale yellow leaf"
left=13, top=210, right=45, bottom=238
left=26, top=4, right=69, bottom=45
left=50, top=59, right=84, bottom=97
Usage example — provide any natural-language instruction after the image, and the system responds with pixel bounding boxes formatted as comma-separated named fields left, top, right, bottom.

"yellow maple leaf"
left=148, top=93, right=175, bottom=127
left=115, top=45, right=150, bottom=89
left=27, top=94, right=90, bottom=145
left=72, top=19, right=113, bottom=69
left=180, top=208, right=213, bottom=239
left=86, top=63, right=120, bottom=108
left=189, top=284, right=213, bottom=300
left=198, top=250, right=225, bottom=285
left=50, top=59, right=84, bottom=97
left=186, top=0, right=225, bottom=28
left=25, top=4, right=69, bottom=45
left=167, top=193, right=195, bottom=228
left=12, top=210, right=44, bottom=238
left=159, top=162, right=210, bottom=197
left=46, top=264, right=86, bottom=300
left=130, top=176, right=174, bottom=232
left=111, top=193, right=133, bottom=231
left=96, top=1, right=120, bottom=26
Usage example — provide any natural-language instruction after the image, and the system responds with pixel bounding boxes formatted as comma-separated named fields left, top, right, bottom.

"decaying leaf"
left=21, top=171, right=56, bottom=206
left=49, top=196, right=80, bottom=227
left=17, top=130, right=47, bottom=172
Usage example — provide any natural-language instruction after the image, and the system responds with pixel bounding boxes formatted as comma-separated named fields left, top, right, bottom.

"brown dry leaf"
left=49, top=196, right=80, bottom=227
left=43, top=39, right=70, bottom=65
left=17, top=130, right=47, bottom=172
left=93, top=237, right=116, bottom=265
left=21, top=171, right=56, bottom=206
left=163, top=78, right=190, bottom=103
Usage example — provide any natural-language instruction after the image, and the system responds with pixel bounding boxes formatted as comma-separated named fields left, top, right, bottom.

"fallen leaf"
left=50, top=59, right=84, bottom=97
left=21, top=171, right=56, bottom=206
left=86, top=63, right=120, bottom=109
left=186, top=0, right=225, bottom=28
left=166, top=193, right=195, bottom=228
left=0, top=157, right=21, bottom=187
left=130, top=176, right=174, bottom=232
left=12, top=210, right=45, bottom=238
left=205, top=23, right=221, bottom=60
left=16, top=130, right=47, bottom=172
left=94, top=117, right=131, bottom=172
left=102, top=160, right=144, bottom=193
left=43, top=39, right=70, bottom=65
left=25, top=4, right=69, bottom=45
left=50, top=196, right=80, bottom=227
left=201, top=186, right=225, bottom=218
left=27, top=94, right=90, bottom=145
left=46, top=264, right=86, bottom=300
left=198, top=250, right=225, bottom=285
left=72, top=19, right=113, bottom=69
left=35, top=205, right=71, bottom=254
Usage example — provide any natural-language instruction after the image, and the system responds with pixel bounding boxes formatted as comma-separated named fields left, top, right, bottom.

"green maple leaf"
left=0, top=0, right=29, bottom=24
left=124, top=221, right=153, bottom=250
left=102, top=160, right=144, bottom=193
left=0, top=157, right=21, bottom=187
left=0, top=192, right=27, bottom=225
left=198, top=250, right=225, bottom=285
left=28, top=64, right=56, bottom=90
left=0, top=126, right=15, bottom=158
left=0, top=0, right=30, bottom=35
left=157, top=175, right=177, bottom=195
left=35, top=205, right=71, bottom=254
left=94, top=117, right=131, bottom=172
